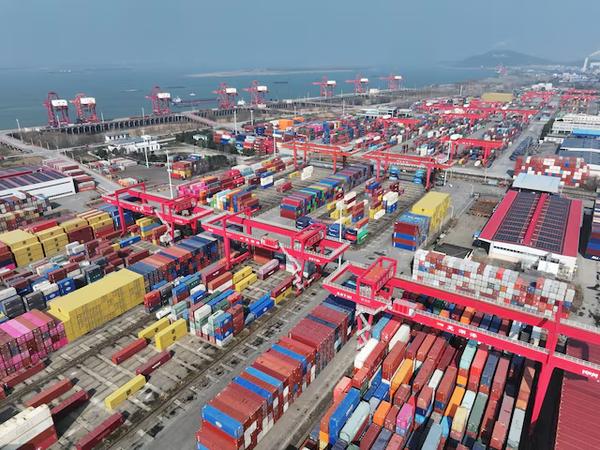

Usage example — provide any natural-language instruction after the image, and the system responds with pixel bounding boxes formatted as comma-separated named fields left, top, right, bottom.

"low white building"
left=107, top=135, right=160, bottom=154
left=0, top=167, right=75, bottom=199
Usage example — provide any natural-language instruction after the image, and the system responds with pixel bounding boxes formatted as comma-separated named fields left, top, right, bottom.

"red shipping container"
left=238, top=371, right=283, bottom=420
left=434, top=366, right=457, bottom=414
left=199, top=417, right=242, bottom=449
left=468, top=348, right=488, bottom=392
left=50, top=389, right=90, bottom=419
left=412, top=358, right=436, bottom=394
left=75, top=413, right=124, bottom=450
left=479, top=397, right=499, bottom=443
left=359, top=423, right=381, bottom=450
left=437, top=345, right=457, bottom=372
left=382, top=341, right=407, bottom=382
left=380, top=318, right=402, bottom=344
left=135, top=351, right=172, bottom=377
left=207, top=271, right=232, bottom=292
left=386, top=430, right=405, bottom=449
left=383, top=405, right=400, bottom=431
left=25, top=379, right=73, bottom=408
left=416, top=334, right=437, bottom=362
left=405, top=331, right=426, bottom=359
left=111, top=338, right=148, bottom=365
left=393, top=384, right=411, bottom=408
left=3, top=361, right=45, bottom=389
left=490, top=356, right=510, bottom=400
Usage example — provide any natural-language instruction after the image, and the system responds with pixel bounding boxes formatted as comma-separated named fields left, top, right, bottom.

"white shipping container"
left=388, top=324, right=411, bottom=351
left=0, top=405, right=53, bottom=446
left=354, top=338, right=378, bottom=370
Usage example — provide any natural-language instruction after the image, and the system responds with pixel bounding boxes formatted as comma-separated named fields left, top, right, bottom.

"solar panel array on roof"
left=492, top=191, right=537, bottom=244
left=0, top=167, right=67, bottom=191
left=531, top=196, right=570, bottom=254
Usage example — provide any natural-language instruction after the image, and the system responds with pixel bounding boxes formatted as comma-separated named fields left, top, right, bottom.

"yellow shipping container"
left=288, top=171, right=300, bottom=179
left=104, top=374, right=146, bottom=410
left=40, top=234, right=68, bottom=247
left=136, top=217, right=155, bottom=228
left=48, top=269, right=145, bottom=341
left=0, top=230, right=38, bottom=249
left=411, top=192, right=451, bottom=233
left=275, top=287, right=292, bottom=304
left=445, top=386, right=465, bottom=418
left=35, top=226, right=66, bottom=241
left=390, top=358, right=413, bottom=396
left=138, top=317, right=171, bottom=340
left=234, top=273, right=258, bottom=292
left=232, top=267, right=253, bottom=284
left=481, top=92, right=513, bottom=103
left=155, top=319, right=187, bottom=351
left=91, top=218, right=113, bottom=230
left=11, top=242, right=43, bottom=257
left=78, top=210, right=110, bottom=225
left=60, top=218, right=88, bottom=232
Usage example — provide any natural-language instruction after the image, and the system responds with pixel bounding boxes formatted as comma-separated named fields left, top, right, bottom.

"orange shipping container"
left=373, top=400, right=392, bottom=427
left=333, top=376, right=352, bottom=404
left=445, top=386, right=465, bottom=418
left=390, top=359, right=413, bottom=397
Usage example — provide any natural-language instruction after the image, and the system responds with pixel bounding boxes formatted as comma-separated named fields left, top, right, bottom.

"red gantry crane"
left=379, top=74, right=403, bottom=91
left=44, top=92, right=70, bottom=127
left=362, top=149, right=454, bottom=190
left=146, top=86, right=172, bottom=116
left=440, top=136, right=505, bottom=164
left=214, top=83, right=238, bottom=109
left=312, top=76, right=336, bottom=98
left=322, top=256, right=600, bottom=428
left=345, top=74, right=369, bottom=94
left=279, top=141, right=362, bottom=172
left=101, top=183, right=213, bottom=239
left=244, top=81, right=269, bottom=107
left=201, top=212, right=349, bottom=291
left=70, top=93, right=98, bottom=124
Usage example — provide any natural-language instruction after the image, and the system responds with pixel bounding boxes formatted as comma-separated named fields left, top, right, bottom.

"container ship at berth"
left=0, top=83, right=598, bottom=450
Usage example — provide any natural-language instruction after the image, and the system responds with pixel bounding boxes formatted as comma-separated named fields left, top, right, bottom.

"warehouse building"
left=558, top=136, right=600, bottom=176
left=551, top=113, right=600, bottom=135
left=0, top=166, right=75, bottom=199
left=477, top=190, right=582, bottom=278
left=512, top=173, right=561, bottom=194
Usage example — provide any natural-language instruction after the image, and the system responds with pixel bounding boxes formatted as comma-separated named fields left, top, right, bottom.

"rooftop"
left=557, top=149, right=600, bottom=167
left=512, top=173, right=561, bottom=194
left=560, top=136, right=600, bottom=151
left=479, top=190, right=582, bottom=257
left=0, top=166, right=70, bottom=191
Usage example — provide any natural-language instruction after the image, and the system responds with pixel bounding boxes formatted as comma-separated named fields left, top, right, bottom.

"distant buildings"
left=551, top=113, right=600, bottom=136
left=106, top=135, right=160, bottom=155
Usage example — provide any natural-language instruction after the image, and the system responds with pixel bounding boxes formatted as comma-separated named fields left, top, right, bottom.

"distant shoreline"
left=187, top=68, right=356, bottom=78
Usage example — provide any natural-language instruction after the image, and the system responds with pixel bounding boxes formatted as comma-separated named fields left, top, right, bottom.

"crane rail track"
left=103, top=282, right=324, bottom=449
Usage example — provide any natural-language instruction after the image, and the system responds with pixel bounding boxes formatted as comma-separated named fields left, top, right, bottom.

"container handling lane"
left=108, top=280, right=332, bottom=450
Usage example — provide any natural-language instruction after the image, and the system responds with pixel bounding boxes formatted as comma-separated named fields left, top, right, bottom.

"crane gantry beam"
left=322, top=257, right=600, bottom=428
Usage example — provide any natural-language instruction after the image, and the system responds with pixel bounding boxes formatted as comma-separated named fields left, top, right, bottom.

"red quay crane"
left=146, top=86, right=172, bottom=116
left=379, top=74, right=403, bottom=91
left=243, top=81, right=269, bottom=107
left=70, top=93, right=98, bottom=124
left=322, top=256, right=600, bottom=428
left=345, top=74, right=369, bottom=94
left=214, top=83, right=238, bottom=109
left=312, top=76, right=336, bottom=98
left=44, top=92, right=70, bottom=127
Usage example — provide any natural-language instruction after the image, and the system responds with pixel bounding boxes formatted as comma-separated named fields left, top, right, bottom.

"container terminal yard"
left=0, top=72, right=599, bottom=450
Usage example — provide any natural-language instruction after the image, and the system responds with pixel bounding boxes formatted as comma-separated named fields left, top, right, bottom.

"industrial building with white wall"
left=477, top=189, right=582, bottom=279
left=0, top=167, right=75, bottom=199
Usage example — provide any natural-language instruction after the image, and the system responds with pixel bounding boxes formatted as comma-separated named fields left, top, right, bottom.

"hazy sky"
left=2, top=0, right=600, bottom=69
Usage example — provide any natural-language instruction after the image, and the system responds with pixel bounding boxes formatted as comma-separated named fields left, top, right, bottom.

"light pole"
left=15, top=119, right=22, bottom=141
left=141, top=107, right=145, bottom=120
left=250, top=109, right=254, bottom=127
left=165, top=149, right=174, bottom=199
left=233, top=107, right=237, bottom=134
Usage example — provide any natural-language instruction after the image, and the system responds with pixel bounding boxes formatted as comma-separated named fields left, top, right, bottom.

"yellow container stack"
left=234, top=273, right=258, bottom=292
left=232, top=267, right=253, bottom=285
left=274, top=287, right=293, bottom=305
left=104, top=374, right=146, bottom=410
left=60, top=218, right=88, bottom=233
left=36, top=226, right=69, bottom=257
left=78, top=210, right=113, bottom=234
left=138, top=317, right=171, bottom=340
left=154, top=319, right=187, bottom=351
left=410, top=192, right=451, bottom=233
left=47, top=270, right=145, bottom=341
left=0, top=230, right=43, bottom=267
